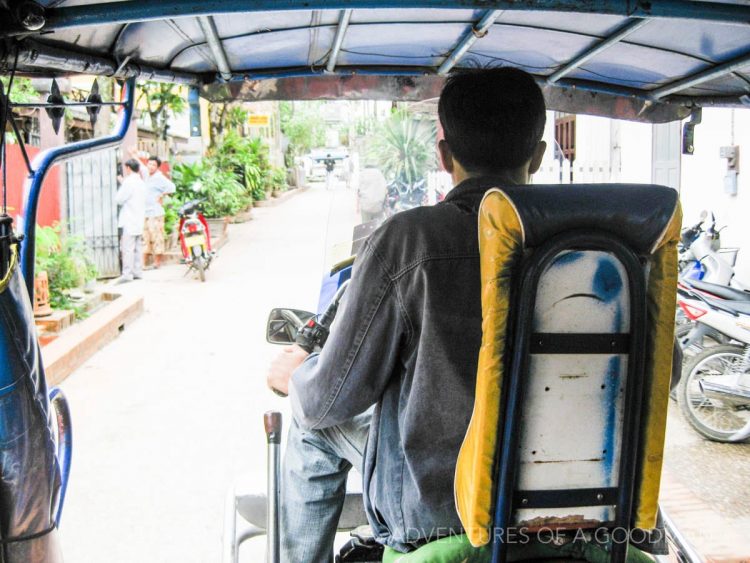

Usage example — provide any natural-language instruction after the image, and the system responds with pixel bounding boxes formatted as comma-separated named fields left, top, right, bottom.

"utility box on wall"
left=720, top=145, right=739, bottom=195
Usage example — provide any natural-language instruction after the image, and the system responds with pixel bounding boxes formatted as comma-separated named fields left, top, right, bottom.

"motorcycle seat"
left=704, top=295, right=750, bottom=316
left=685, top=279, right=750, bottom=302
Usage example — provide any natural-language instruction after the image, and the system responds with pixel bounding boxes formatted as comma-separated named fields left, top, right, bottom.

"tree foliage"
left=279, top=101, right=326, bottom=159
left=136, top=81, right=186, bottom=140
left=35, top=223, right=97, bottom=314
left=0, top=76, right=38, bottom=103
left=370, top=111, right=436, bottom=184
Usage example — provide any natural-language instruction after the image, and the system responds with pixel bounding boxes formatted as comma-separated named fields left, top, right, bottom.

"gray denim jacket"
left=290, top=177, right=500, bottom=552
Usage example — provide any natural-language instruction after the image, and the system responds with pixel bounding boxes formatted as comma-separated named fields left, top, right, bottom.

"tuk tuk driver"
left=267, top=68, right=547, bottom=562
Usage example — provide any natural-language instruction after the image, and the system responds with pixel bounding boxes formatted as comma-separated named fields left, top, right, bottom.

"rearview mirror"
left=266, top=308, right=316, bottom=345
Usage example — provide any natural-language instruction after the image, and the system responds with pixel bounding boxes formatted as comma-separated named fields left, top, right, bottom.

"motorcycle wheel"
left=194, top=257, right=206, bottom=282
left=675, top=322, right=727, bottom=358
left=677, top=344, right=750, bottom=442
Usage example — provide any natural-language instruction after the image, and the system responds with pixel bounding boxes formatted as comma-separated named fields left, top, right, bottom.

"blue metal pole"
left=20, top=77, right=136, bottom=300
left=228, top=66, right=432, bottom=82
left=651, top=50, right=750, bottom=99
left=49, top=386, right=73, bottom=525
left=547, top=18, right=650, bottom=83
left=37, top=0, right=750, bottom=31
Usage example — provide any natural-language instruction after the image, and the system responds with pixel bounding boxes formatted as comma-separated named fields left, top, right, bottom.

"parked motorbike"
left=676, top=291, right=750, bottom=442
left=384, top=179, right=427, bottom=217
left=178, top=199, right=213, bottom=282
left=679, top=211, right=745, bottom=289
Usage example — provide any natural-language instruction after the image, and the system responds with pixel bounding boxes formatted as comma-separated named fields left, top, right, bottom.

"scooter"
left=178, top=199, right=213, bottom=282
left=384, top=179, right=428, bottom=217
left=676, top=291, right=750, bottom=442
left=679, top=211, right=745, bottom=289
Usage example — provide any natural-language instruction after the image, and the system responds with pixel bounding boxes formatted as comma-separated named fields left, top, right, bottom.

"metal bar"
left=31, top=0, right=750, bottom=32
left=662, top=508, right=705, bottom=563
left=222, top=487, right=239, bottom=563
left=20, top=77, right=136, bottom=299
left=264, top=412, right=282, bottom=563
left=49, top=387, right=73, bottom=525
left=651, top=50, right=750, bottom=99
left=197, top=15, right=233, bottom=81
left=326, top=9, right=353, bottom=73
left=8, top=117, right=33, bottom=175
left=438, top=9, right=502, bottom=75
left=10, top=39, right=201, bottom=86
left=11, top=101, right=125, bottom=109
left=547, top=18, right=649, bottom=83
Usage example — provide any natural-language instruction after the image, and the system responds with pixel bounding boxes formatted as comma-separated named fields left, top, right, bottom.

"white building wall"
left=618, top=120, right=652, bottom=184
left=533, top=111, right=561, bottom=184
left=565, top=109, right=749, bottom=282
left=679, top=108, right=750, bottom=284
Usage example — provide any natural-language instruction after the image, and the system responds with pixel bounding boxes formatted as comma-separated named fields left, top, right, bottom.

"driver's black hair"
left=438, top=67, right=546, bottom=173
left=148, top=155, right=162, bottom=166
left=125, top=159, right=140, bottom=173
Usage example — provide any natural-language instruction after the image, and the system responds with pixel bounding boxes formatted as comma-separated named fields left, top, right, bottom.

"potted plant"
left=270, top=167, right=288, bottom=198
left=35, top=223, right=98, bottom=319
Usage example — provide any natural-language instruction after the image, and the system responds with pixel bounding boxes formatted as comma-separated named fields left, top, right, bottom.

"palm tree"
left=371, top=111, right=436, bottom=185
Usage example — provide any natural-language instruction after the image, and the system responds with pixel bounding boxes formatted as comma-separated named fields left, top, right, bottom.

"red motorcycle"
left=178, top=199, right=213, bottom=282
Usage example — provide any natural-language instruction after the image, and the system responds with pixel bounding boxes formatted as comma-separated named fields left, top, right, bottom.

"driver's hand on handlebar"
left=267, top=344, right=309, bottom=396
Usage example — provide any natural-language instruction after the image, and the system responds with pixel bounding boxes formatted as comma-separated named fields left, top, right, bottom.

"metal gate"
left=66, top=149, right=120, bottom=278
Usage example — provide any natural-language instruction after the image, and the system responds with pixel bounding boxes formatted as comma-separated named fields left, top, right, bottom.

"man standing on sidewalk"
left=143, top=155, right=175, bottom=270
left=115, top=159, right=146, bottom=284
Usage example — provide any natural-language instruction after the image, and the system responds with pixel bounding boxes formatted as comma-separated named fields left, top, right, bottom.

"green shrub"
left=35, top=224, right=97, bottom=313
left=269, top=167, right=288, bottom=192
left=172, top=161, right=248, bottom=218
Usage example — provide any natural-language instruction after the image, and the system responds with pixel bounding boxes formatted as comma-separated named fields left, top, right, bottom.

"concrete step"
left=42, top=292, right=144, bottom=386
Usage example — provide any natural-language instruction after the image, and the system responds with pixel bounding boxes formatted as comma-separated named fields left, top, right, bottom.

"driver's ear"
left=438, top=139, right=455, bottom=174
left=528, top=140, right=546, bottom=175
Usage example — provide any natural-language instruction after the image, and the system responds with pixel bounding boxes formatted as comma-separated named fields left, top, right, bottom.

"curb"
left=42, top=292, right=144, bottom=386
left=253, top=186, right=309, bottom=207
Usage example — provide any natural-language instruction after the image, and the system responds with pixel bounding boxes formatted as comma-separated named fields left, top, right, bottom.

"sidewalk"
left=661, top=402, right=750, bottom=562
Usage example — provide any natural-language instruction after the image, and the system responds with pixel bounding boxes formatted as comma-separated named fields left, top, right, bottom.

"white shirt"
left=358, top=168, right=387, bottom=213
left=116, top=173, right=146, bottom=236
left=144, top=170, right=176, bottom=217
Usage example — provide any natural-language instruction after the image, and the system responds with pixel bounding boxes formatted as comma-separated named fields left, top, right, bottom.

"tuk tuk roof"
left=1, top=1, right=750, bottom=122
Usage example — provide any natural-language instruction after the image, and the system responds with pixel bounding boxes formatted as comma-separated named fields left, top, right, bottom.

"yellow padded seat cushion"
left=454, top=188, right=682, bottom=547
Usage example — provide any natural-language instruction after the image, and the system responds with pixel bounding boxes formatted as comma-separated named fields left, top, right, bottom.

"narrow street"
left=58, top=183, right=359, bottom=562
left=56, top=183, right=750, bottom=562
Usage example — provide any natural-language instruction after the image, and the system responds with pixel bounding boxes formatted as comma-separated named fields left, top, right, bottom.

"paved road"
left=57, top=182, right=750, bottom=562
left=59, top=183, right=359, bottom=562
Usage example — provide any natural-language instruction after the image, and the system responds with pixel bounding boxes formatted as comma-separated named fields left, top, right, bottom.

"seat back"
left=455, top=184, right=681, bottom=563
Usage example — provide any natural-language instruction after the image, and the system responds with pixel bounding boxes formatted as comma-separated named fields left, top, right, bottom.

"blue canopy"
left=1, top=2, right=750, bottom=119
left=2, top=1, right=750, bottom=121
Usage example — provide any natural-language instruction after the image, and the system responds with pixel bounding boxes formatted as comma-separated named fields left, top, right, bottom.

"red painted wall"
left=2, top=144, right=61, bottom=228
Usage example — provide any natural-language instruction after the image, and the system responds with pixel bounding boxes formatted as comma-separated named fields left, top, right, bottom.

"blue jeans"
left=281, top=410, right=371, bottom=563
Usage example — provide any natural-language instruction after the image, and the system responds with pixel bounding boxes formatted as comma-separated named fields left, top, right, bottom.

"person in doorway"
left=323, top=154, right=336, bottom=190
left=142, top=155, right=176, bottom=269
left=357, top=162, right=387, bottom=224
left=115, top=158, right=147, bottom=284
left=267, top=67, right=547, bottom=561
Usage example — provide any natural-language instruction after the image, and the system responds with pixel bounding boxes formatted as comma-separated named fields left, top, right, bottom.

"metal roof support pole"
left=438, top=9, right=501, bottom=75
left=547, top=18, right=649, bottom=83
left=198, top=15, right=233, bottom=81
left=326, top=9, right=353, bottom=73
left=651, top=51, right=750, bottom=99
left=20, top=78, right=136, bottom=300
left=29, top=1, right=750, bottom=34
left=10, top=39, right=201, bottom=85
